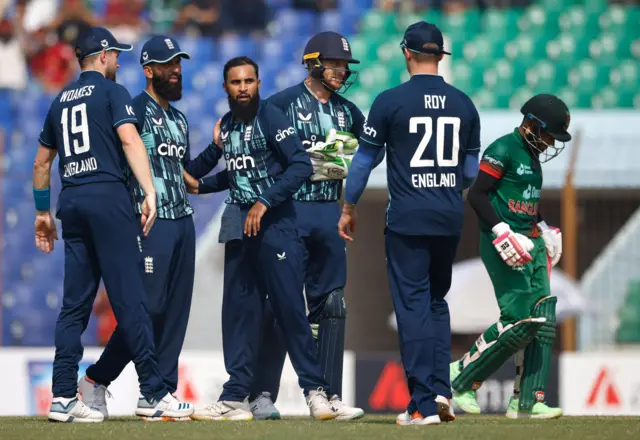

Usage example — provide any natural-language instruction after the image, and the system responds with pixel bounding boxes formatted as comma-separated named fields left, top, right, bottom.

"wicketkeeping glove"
left=538, top=221, right=562, bottom=267
left=307, top=129, right=359, bottom=181
left=492, top=222, right=534, bottom=267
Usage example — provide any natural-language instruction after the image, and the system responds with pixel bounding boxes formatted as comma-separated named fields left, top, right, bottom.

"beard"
left=152, top=73, right=183, bottom=102
left=105, top=67, right=116, bottom=81
left=228, top=91, right=260, bottom=122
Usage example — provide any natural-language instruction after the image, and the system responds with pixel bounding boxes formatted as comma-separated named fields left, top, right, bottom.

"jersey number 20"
left=61, top=103, right=90, bottom=157
left=409, top=116, right=460, bottom=168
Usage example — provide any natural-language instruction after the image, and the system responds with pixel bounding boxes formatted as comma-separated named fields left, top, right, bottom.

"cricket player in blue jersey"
left=33, top=26, right=193, bottom=423
left=79, top=35, right=223, bottom=421
left=247, top=31, right=366, bottom=420
left=186, top=56, right=337, bottom=421
left=338, top=21, right=481, bottom=426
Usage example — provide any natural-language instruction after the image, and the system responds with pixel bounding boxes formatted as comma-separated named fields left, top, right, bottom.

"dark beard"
left=228, top=92, right=260, bottom=122
left=105, top=68, right=116, bottom=81
left=152, top=74, right=182, bottom=102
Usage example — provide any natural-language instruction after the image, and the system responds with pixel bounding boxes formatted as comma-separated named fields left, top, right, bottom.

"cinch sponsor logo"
left=158, top=143, right=186, bottom=158
left=302, top=134, right=322, bottom=149
left=363, top=122, right=377, bottom=138
left=226, top=153, right=256, bottom=171
left=275, top=127, right=296, bottom=142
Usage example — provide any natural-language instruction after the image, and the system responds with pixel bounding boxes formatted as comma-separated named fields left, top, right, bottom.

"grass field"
left=1, top=415, right=640, bottom=440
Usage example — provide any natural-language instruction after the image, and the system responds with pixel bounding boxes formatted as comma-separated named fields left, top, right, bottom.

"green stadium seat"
left=441, top=9, right=481, bottom=41
left=558, top=6, right=600, bottom=36
left=481, top=8, right=522, bottom=38
left=346, top=89, right=374, bottom=111
left=471, top=88, right=511, bottom=109
left=506, top=34, right=549, bottom=61
left=464, top=35, right=504, bottom=64
left=567, top=59, right=611, bottom=94
left=376, top=36, right=405, bottom=63
left=525, top=60, right=568, bottom=92
left=518, top=5, right=560, bottom=35
left=394, top=11, right=442, bottom=34
left=358, top=65, right=391, bottom=91
left=451, top=60, right=485, bottom=93
left=546, top=32, right=591, bottom=63
left=591, top=87, right=620, bottom=109
left=509, top=87, right=535, bottom=109
left=557, top=87, right=593, bottom=109
left=360, top=11, right=396, bottom=36
left=349, top=35, right=384, bottom=62
left=599, top=5, right=640, bottom=33
left=609, top=60, right=639, bottom=91
left=590, top=32, right=634, bottom=61
left=582, top=0, right=608, bottom=14
left=484, top=58, right=525, bottom=90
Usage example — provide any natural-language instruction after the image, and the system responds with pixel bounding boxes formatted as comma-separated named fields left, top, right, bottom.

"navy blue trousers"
left=384, top=230, right=460, bottom=417
left=53, top=182, right=166, bottom=400
left=220, top=201, right=328, bottom=402
left=250, top=201, right=346, bottom=401
left=86, top=216, right=196, bottom=394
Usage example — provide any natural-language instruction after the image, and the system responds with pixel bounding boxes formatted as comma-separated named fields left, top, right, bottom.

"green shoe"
left=505, top=397, right=563, bottom=419
left=450, top=362, right=481, bottom=415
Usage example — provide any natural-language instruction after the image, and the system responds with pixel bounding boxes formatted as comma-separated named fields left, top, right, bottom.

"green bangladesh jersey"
left=478, top=128, right=543, bottom=237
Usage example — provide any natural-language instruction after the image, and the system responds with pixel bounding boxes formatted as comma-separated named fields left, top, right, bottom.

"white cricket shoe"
left=135, top=392, right=194, bottom=419
left=396, top=411, right=412, bottom=425
left=48, top=396, right=104, bottom=423
left=78, top=376, right=109, bottom=420
left=436, top=395, right=455, bottom=422
left=191, top=399, right=254, bottom=421
left=329, top=395, right=364, bottom=420
left=306, top=388, right=337, bottom=421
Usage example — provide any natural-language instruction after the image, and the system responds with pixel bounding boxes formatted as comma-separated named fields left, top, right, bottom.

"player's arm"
left=194, top=170, right=230, bottom=194
left=463, top=100, right=481, bottom=189
left=469, top=151, right=533, bottom=266
left=33, top=111, right=59, bottom=253
left=258, top=109, right=313, bottom=209
left=348, top=101, right=385, bottom=168
left=118, top=124, right=155, bottom=197
left=183, top=118, right=224, bottom=179
left=343, top=95, right=387, bottom=209
left=339, top=95, right=388, bottom=241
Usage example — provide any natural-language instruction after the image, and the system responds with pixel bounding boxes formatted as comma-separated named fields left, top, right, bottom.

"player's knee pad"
left=452, top=317, right=545, bottom=392
left=531, top=296, right=557, bottom=344
left=322, top=288, right=347, bottom=320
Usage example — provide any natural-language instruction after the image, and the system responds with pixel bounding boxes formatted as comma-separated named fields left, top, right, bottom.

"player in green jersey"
left=450, top=94, right=571, bottom=419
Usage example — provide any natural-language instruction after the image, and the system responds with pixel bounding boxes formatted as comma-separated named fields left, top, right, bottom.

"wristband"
left=33, top=187, right=51, bottom=212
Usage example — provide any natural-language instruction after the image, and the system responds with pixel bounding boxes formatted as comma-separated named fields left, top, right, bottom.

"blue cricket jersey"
left=359, top=74, right=481, bottom=236
left=38, top=70, right=138, bottom=187
left=267, top=82, right=365, bottom=202
left=130, top=91, right=222, bottom=219
left=214, top=100, right=313, bottom=208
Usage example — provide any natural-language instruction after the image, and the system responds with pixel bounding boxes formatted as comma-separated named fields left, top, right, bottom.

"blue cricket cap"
left=75, top=26, right=133, bottom=60
left=140, top=36, right=190, bottom=66
left=400, top=21, right=451, bottom=55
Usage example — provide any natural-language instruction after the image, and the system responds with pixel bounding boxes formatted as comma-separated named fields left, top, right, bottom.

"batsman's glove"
left=538, top=221, right=562, bottom=267
left=492, top=222, right=534, bottom=267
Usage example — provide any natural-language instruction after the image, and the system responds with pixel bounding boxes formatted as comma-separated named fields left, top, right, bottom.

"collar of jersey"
left=410, top=73, right=444, bottom=81
left=80, top=70, right=104, bottom=78
left=144, top=90, right=173, bottom=113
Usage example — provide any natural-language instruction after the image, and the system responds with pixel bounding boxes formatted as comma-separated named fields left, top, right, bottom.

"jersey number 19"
left=61, top=103, right=91, bottom=157
left=409, top=116, right=460, bottom=168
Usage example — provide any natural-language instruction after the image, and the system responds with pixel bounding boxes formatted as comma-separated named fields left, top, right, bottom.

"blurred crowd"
left=1, top=0, right=638, bottom=95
